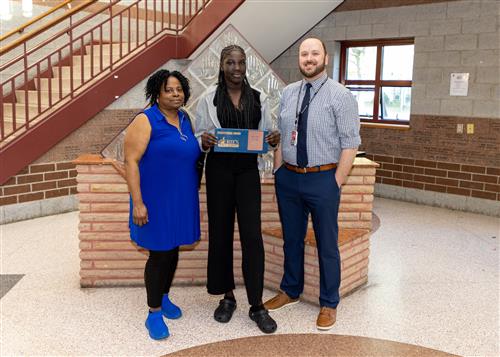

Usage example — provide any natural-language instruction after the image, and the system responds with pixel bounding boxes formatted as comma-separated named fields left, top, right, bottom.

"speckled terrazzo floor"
left=1, top=198, right=498, bottom=357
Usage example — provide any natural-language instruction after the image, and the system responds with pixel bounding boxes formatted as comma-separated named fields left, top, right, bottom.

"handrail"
left=0, top=0, right=73, bottom=43
left=0, top=0, right=120, bottom=71
left=0, top=0, right=244, bottom=184
left=0, top=0, right=210, bottom=143
left=0, top=0, right=97, bottom=56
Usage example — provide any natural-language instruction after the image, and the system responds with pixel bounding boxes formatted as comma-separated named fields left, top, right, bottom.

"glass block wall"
left=102, top=24, right=286, bottom=177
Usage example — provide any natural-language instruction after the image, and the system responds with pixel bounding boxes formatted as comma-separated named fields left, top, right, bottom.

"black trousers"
left=144, top=247, right=179, bottom=308
left=205, top=152, right=264, bottom=306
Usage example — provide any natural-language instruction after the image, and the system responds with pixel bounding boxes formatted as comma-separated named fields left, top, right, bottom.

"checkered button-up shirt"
left=279, top=73, right=361, bottom=167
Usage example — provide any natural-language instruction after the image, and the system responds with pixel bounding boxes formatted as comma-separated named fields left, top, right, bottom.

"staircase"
left=0, top=0, right=244, bottom=184
left=2, top=41, right=137, bottom=140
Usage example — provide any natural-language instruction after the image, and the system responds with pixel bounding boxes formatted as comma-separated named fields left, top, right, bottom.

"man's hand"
left=201, top=132, right=217, bottom=151
left=133, top=202, right=148, bottom=226
left=334, top=172, right=345, bottom=188
left=265, top=130, right=281, bottom=147
left=335, top=148, right=358, bottom=189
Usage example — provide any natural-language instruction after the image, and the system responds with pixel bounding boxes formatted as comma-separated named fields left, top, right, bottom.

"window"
left=340, top=38, right=414, bottom=124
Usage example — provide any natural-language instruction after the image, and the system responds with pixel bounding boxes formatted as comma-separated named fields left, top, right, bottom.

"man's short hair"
left=301, top=37, right=328, bottom=55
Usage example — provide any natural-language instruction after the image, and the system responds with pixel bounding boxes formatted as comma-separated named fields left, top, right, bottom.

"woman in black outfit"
left=194, top=45, right=280, bottom=334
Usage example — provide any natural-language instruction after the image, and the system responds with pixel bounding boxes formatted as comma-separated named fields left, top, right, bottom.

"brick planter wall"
left=263, top=228, right=370, bottom=304
left=75, top=154, right=378, bottom=302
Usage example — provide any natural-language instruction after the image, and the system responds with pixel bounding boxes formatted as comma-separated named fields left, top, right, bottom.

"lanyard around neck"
left=295, top=77, right=328, bottom=119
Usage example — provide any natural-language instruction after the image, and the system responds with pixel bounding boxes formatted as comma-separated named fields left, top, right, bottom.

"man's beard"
left=300, top=60, right=326, bottom=78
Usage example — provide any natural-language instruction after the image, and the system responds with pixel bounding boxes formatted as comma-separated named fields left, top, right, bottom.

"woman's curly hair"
left=145, top=69, right=190, bottom=107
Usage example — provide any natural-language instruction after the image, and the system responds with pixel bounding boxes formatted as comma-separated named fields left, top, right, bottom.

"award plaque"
left=214, top=128, right=268, bottom=154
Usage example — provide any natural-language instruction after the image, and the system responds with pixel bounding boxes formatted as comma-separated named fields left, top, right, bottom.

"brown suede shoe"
left=263, top=291, right=299, bottom=312
left=316, top=307, right=337, bottom=330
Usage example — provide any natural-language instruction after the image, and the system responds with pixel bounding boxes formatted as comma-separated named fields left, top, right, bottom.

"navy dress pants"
left=275, top=165, right=341, bottom=308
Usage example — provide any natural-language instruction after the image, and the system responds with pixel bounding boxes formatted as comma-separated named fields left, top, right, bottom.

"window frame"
left=340, top=38, right=414, bottom=125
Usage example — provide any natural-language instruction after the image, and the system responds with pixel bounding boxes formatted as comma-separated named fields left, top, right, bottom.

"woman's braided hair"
left=145, top=69, right=190, bottom=107
left=214, top=45, right=259, bottom=128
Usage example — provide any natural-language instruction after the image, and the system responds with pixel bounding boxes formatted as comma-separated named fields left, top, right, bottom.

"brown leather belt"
left=284, top=162, right=337, bottom=174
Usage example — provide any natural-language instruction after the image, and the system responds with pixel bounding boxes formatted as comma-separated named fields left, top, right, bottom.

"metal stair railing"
left=0, top=0, right=209, bottom=143
left=0, top=0, right=74, bottom=43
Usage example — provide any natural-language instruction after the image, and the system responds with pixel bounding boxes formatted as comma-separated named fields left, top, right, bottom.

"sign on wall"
left=449, top=73, right=469, bottom=96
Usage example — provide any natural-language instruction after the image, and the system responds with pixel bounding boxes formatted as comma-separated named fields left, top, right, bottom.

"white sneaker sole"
left=316, top=323, right=335, bottom=331
left=267, top=299, right=299, bottom=312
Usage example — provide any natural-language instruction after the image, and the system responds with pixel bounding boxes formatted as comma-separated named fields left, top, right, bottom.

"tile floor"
left=1, top=198, right=498, bottom=356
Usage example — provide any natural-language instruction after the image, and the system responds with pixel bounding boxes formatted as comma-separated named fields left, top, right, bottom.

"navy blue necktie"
left=297, top=83, right=312, bottom=167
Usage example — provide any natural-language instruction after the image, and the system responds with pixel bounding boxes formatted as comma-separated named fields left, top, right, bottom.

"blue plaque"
left=214, top=128, right=268, bottom=154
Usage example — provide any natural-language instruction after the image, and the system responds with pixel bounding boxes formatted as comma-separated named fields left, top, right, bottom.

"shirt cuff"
left=273, top=164, right=284, bottom=175
left=340, top=135, right=361, bottom=150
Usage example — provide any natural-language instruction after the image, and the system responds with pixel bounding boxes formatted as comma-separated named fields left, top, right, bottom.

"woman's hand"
left=133, top=201, right=148, bottom=226
left=265, top=130, right=281, bottom=147
left=201, top=132, right=218, bottom=151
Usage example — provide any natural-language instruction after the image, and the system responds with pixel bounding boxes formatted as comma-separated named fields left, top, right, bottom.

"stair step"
left=0, top=120, right=15, bottom=137
left=15, top=90, right=62, bottom=105
left=36, top=78, right=79, bottom=92
left=3, top=103, right=48, bottom=119
left=72, top=54, right=117, bottom=67
left=52, top=66, right=96, bottom=79
left=85, top=43, right=137, bottom=55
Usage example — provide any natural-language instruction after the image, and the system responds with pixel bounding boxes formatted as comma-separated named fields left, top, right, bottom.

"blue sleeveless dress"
left=129, top=105, right=201, bottom=251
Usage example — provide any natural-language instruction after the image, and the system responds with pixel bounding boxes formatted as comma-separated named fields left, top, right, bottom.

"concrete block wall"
left=75, top=154, right=378, bottom=296
left=272, top=0, right=499, bottom=118
left=271, top=0, right=500, bottom=213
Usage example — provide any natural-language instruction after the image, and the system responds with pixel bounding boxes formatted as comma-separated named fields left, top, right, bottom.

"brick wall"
left=0, top=161, right=77, bottom=206
left=360, top=115, right=499, bottom=168
left=360, top=114, right=500, bottom=202
left=367, top=153, right=500, bottom=201
left=0, top=109, right=134, bottom=209
left=270, top=0, right=500, bottom=204
left=75, top=154, right=378, bottom=298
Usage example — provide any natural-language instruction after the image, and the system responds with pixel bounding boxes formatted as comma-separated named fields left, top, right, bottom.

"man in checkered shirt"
left=264, top=38, right=361, bottom=331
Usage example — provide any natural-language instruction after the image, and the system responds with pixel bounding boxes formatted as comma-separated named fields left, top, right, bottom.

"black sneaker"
left=214, top=298, right=236, bottom=323
left=249, top=308, right=277, bottom=334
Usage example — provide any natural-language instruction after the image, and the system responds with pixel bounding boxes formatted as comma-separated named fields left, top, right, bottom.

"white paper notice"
left=450, top=73, right=469, bottom=96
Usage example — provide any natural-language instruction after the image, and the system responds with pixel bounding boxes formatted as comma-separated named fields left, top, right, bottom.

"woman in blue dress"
left=124, top=69, right=201, bottom=340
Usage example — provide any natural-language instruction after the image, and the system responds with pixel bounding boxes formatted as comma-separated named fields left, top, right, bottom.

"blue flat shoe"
left=145, top=310, right=169, bottom=340
left=162, top=294, right=182, bottom=319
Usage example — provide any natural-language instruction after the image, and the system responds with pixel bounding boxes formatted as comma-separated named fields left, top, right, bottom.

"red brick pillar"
left=75, top=154, right=379, bottom=300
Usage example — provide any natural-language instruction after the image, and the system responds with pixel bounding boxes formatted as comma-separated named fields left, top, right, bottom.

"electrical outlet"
left=467, top=123, right=474, bottom=134
left=457, top=124, right=464, bottom=134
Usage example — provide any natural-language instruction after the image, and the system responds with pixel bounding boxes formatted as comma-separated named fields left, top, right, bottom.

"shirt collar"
left=151, top=104, right=163, bottom=121
left=151, top=104, right=185, bottom=122
left=303, top=72, right=328, bottom=91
